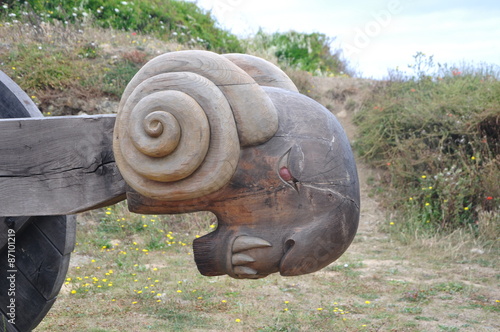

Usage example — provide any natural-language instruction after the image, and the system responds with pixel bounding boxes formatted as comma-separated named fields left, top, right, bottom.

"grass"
left=1, top=0, right=243, bottom=53
left=33, top=202, right=499, bottom=331
left=246, top=29, right=353, bottom=76
left=0, top=21, right=191, bottom=115
left=354, top=52, right=500, bottom=239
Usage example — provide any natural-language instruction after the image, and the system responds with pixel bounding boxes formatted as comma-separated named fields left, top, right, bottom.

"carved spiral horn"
left=223, top=53, right=299, bottom=93
left=113, top=50, right=278, bottom=201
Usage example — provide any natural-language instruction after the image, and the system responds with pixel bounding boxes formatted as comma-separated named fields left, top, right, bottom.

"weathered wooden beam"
left=0, top=115, right=126, bottom=217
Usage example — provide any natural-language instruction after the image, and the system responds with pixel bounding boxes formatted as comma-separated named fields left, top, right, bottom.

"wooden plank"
left=14, top=218, right=70, bottom=299
left=0, top=115, right=126, bottom=216
left=33, top=215, right=76, bottom=255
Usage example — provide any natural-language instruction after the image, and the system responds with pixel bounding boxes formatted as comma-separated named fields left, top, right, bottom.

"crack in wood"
left=301, top=183, right=360, bottom=210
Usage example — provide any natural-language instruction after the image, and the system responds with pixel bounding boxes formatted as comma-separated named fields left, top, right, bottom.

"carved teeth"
left=234, top=266, right=258, bottom=276
left=232, top=253, right=255, bottom=266
left=232, top=236, right=272, bottom=253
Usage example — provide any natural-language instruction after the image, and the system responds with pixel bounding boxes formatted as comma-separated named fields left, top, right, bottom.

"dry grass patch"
left=0, top=22, right=190, bottom=115
left=34, top=199, right=499, bottom=331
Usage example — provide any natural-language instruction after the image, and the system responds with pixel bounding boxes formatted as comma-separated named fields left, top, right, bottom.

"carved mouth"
left=193, top=228, right=284, bottom=279
left=229, top=235, right=272, bottom=279
left=192, top=228, right=275, bottom=279
left=193, top=187, right=359, bottom=279
left=193, top=227, right=332, bottom=279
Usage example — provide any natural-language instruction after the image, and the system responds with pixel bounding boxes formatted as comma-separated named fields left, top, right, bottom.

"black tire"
left=0, top=71, right=76, bottom=331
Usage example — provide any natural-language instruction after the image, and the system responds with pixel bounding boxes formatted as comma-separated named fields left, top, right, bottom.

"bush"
left=0, top=0, right=243, bottom=53
left=354, top=52, right=500, bottom=233
left=247, top=29, right=352, bottom=76
left=4, top=43, right=78, bottom=90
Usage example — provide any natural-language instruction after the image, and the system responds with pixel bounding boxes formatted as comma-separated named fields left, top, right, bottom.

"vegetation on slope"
left=0, top=0, right=350, bottom=115
left=1, top=0, right=243, bottom=52
left=247, top=29, right=352, bottom=76
left=354, top=52, right=499, bottom=240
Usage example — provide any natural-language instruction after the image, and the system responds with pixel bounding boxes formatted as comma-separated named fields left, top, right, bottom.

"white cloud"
left=191, top=0, right=500, bottom=78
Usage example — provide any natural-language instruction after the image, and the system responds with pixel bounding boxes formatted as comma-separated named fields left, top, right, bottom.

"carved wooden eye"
left=279, top=166, right=293, bottom=182
left=278, top=150, right=298, bottom=190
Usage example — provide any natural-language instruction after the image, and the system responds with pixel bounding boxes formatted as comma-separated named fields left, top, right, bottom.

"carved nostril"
left=284, top=239, right=295, bottom=253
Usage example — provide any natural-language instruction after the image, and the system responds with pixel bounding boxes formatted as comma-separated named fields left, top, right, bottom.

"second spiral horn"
left=113, top=50, right=279, bottom=201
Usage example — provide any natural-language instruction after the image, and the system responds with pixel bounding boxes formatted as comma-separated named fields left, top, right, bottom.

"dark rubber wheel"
left=0, top=71, right=76, bottom=331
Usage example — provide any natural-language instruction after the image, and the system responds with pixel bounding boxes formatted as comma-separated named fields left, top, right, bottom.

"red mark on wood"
left=279, top=166, right=293, bottom=182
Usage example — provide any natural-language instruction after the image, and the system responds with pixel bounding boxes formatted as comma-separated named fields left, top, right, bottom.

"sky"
left=189, top=0, right=500, bottom=79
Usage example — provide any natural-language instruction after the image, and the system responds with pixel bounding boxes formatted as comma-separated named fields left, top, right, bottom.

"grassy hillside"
left=1, top=0, right=243, bottom=52
left=0, top=0, right=244, bottom=115
left=0, top=0, right=349, bottom=115
left=354, top=52, right=499, bottom=242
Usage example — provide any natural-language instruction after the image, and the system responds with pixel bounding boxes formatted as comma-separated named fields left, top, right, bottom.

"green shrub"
left=355, top=53, right=500, bottom=233
left=248, top=29, right=352, bottom=76
left=4, top=43, right=80, bottom=90
left=0, top=0, right=243, bottom=53
left=101, top=60, right=141, bottom=97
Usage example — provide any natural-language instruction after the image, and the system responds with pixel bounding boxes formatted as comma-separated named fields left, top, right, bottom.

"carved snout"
left=278, top=202, right=359, bottom=276
left=193, top=188, right=359, bottom=279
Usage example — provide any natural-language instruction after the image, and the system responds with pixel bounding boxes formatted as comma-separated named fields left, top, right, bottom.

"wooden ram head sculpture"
left=114, top=50, right=360, bottom=279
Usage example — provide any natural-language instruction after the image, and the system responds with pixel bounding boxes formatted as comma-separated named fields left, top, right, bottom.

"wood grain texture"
left=119, top=50, right=278, bottom=147
left=114, top=68, right=240, bottom=201
left=0, top=115, right=126, bottom=217
left=14, top=217, right=72, bottom=299
left=223, top=53, right=299, bottom=92
left=33, top=215, right=76, bottom=257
